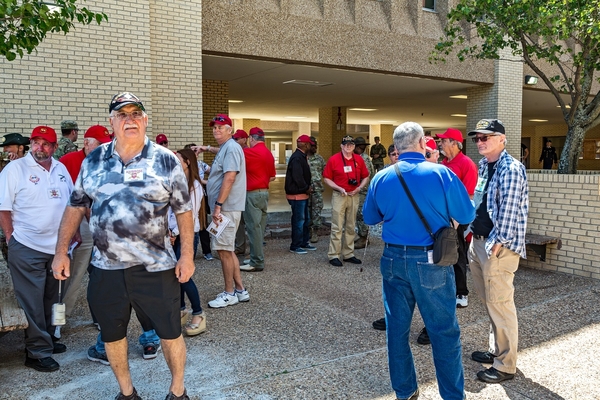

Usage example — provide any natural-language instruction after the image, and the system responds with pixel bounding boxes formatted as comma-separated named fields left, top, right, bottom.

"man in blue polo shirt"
left=363, top=121, right=474, bottom=400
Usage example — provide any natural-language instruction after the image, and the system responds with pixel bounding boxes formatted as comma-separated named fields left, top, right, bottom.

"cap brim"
left=112, top=102, right=144, bottom=112
left=468, top=129, right=502, bottom=136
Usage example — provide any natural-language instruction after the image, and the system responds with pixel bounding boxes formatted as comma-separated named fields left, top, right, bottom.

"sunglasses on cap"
left=212, top=116, right=228, bottom=123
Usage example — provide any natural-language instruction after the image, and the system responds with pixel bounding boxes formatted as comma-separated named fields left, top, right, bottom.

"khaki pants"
left=327, top=191, right=359, bottom=260
left=468, top=238, right=520, bottom=374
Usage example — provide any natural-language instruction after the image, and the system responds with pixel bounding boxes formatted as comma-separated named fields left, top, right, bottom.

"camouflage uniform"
left=370, top=142, right=387, bottom=172
left=308, top=153, right=325, bottom=242
left=356, top=152, right=375, bottom=239
left=53, top=136, right=78, bottom=160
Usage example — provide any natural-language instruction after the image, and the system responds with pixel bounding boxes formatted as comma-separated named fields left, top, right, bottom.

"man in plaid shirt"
left=467, top=119, right=528, bottom=384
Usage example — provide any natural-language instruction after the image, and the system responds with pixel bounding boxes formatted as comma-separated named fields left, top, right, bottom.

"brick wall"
left=202, top=79, right=229, bottom=164
left=522, top=172, right=600, bottom=280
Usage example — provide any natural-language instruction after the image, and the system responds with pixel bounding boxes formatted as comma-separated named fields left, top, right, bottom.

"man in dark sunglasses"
left=467, top=119, right=529, bottom=384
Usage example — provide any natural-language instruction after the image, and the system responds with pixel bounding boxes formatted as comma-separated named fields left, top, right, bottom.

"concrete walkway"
left=1, top=235, right=599, bottom=399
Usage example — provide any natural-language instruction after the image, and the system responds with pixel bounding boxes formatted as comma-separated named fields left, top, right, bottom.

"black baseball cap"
left=468, top=119, right=505, bottom=136
left=109, top=92, right=145, bottom=113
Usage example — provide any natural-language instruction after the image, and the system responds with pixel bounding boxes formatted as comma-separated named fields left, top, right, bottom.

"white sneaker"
left=208, top=291, right=239, bottom=308
left=239, top=264, right=256, bottom=272
left=235, top=289, right=250, bottom=302
left=456, top=295, right=468, bottom=308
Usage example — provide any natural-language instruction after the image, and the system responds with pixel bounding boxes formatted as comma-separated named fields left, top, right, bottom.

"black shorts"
left=88, top=265, right=181, bottom=342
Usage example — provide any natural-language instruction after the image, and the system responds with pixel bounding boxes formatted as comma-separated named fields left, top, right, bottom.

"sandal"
left=180, top=309, right=190, bottom=326
left=184, top=312, right=206, bottom=336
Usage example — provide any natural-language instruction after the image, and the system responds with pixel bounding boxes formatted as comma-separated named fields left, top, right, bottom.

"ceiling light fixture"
left=451, top=114, right=467, bottom=117
left=228, top=100, right=244, bottom=103
left=283, top=80, right=333, bottom=87
left=348, top=108, right=377, bottom=112
left=557, top=105, right=571, bottom=109
left=284, top=116, right=308, bottom=119
left=449, top=95, right=468, bottom=99
left=529, top=119, right=548, bottom=122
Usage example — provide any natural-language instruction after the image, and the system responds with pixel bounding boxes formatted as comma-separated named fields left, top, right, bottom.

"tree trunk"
left=558, top=124, right=586, bottom=174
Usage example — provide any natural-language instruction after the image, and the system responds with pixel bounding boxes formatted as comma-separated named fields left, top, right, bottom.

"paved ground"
left=1, top=234, right=599, bottom=400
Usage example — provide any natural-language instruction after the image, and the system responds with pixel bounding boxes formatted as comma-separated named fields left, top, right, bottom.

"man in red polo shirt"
left=59, top=125, right=113, bottom=319
left=323, top=135, right=370, bottom=267
left=240, top=127, right=276, bottom=272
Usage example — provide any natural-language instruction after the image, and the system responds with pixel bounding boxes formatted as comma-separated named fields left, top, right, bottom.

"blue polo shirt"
left=69, top=137, right=191, bottom=272
left=363, top=152, right=475, bottom=246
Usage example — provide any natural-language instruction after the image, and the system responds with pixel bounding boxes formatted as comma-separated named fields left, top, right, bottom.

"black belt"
left=472, top=234, right=488, bottom=240
left=386, top=243, right=433, bottom=251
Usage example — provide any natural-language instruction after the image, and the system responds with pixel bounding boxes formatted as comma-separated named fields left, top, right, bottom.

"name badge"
left=343, top=166, right=353, bottom=173
left=124, top=168, right=144, bottom=182
left=48, top=188, right=61, bottom=199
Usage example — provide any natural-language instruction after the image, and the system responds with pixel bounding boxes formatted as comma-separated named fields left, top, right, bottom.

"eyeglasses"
left=471, top=135, right=494, bottom=143
left=112, top=111, right=145, bottom=121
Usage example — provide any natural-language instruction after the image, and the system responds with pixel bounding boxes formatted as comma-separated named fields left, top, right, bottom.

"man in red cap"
left=323, top=135, right=370, bottom=266
left=156, top=133, right=169, bottom=148
left=240, top=127, right=276, bottom=271
left=233, top=129, right=248, bottom=149
left=284, top=135, right=314, bottom=255
left=59, top=125, right=113, bottom=324
left=0, top=126, right=72, bottom=372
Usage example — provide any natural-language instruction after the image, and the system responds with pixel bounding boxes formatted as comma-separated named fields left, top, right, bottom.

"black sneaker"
left=24, top=355, right=59, bottom=372
left=476, top=367, right=515, bottom=383
left=372, top=318, right=386, bottom=331
left=53, top=342, right=67, bottom=354
left=416, top=327, right=430, bottom=345
left=164, top=389, right=190, bottom=400
left=142, top=342, right=161, bottom=360
left=87, top=346, right=110, bottom=366
left=329, top=258, right=343, bottom=267
left=471, top=350, right=496, bottom=364
left=115, top=387, right=142, bottom=400
left=343, top=256, right=362, bottom=264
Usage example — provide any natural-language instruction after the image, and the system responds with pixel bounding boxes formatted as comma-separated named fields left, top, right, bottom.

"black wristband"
left=215, top=201, right=223, bottom=207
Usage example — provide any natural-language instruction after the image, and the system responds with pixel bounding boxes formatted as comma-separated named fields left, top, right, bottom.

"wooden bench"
left=0, top=266, right=28, bottom=336
left=525, top=233, right=562, bottom=262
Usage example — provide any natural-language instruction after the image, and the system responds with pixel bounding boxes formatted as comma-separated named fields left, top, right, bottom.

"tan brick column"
left=319, top=107, right=347, bottom=159
left=466, top=48, right=523, bottom=161
left=149, top=0, right=202, bottom=150
left=202, top=79, right=229, bottom=164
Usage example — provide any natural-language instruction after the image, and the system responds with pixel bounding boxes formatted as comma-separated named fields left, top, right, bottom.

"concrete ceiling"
left=203, top=54, right=568, bottom=132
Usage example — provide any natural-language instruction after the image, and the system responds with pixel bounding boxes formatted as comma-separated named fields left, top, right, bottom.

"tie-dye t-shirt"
left=69, top=137, right=192, bottom=272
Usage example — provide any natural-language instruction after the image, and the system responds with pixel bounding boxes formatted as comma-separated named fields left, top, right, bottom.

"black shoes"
left=471, top=350, right=496, bottom=364
left=24, top=355, right=59, bottom=372
left=329, top=258, right=343, bottom=267
left=416, top=327, right=430, bottom=345
left=343, top=256, right=362, bottom=264
left=372, top=318, right=386, bottom=331
left=476, top=367, right=515, bottom=383
left=165, top=389, right=190, bottom=400
left=53, top=342, right=67, bottom=354
left=115, top=387, right=142, bottom=400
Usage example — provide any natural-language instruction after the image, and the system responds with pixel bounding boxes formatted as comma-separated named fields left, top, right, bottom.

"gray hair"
left=249, top=134, right=264, bottom=142
left=393, top=122, right=424, bottom=153
left=454, top=140, right=463, bottom=150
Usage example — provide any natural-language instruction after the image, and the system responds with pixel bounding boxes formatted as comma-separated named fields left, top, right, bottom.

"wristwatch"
left=215, top=201, right=223, bottom=207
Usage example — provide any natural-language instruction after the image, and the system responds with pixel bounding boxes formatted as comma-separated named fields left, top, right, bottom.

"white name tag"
left=124, top=168, right=144, bottom=182
left=343, top=166, right=352, bottom=173
left=48, top=188, right=61, bottom=199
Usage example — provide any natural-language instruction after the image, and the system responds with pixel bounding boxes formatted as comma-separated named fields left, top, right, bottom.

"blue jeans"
left=95, top=330, right=160, bottom=354
left=288, top=199, right=310, bottom=250
left=381, top=245, right=464, bottom=400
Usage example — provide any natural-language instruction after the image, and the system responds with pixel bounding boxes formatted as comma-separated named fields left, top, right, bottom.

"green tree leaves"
left=0, top=0, right=107, bottom=61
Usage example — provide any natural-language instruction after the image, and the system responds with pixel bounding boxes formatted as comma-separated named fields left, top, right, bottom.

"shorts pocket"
left=417, top=261, right=448, bottom=290
left=380, top=255, right=394, bottom=281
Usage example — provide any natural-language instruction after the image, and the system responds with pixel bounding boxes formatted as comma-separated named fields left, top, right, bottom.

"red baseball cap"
left=436, top=128, right=464, bottom=142
left=155, top=133, right=168, bottom=144
left=249, top=127, right=264, bottom=137
left=297, top=135, right=312, bottom=143
left=30, top=126, right=57, bottom=143
left=233, top=129, right=248, bottom=139
left=209, top=114, right=232, bottom=127
left=85, top=125, right=112, bottom=144
left=424, top=137, right=437, bottom=151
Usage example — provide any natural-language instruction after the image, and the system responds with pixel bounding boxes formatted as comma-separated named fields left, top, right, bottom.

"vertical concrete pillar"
left=149, top=0, right=203, bottom=150
left=243, top=118, right=261, bottom=132
left=466, top=48, right=523, bottom=161
left=291, top=122, right=311, bottom=151
left=319, top=107, right=347, bottom=159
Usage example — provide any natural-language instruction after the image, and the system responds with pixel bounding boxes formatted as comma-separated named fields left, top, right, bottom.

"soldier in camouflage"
left=53, top=120, right=79, bottom=159
left=354, top=137, right=375, bottom=249
left=307, top=137, right=326, bottom=243
left=370, top=136, right=387, bottom=172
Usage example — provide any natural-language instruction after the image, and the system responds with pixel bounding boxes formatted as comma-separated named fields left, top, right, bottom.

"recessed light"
left=284, top=116, right=308, bottom=119
left=378, top=120, right=396, bottom=123
left=557, top=105, right=571, bottom=109
left=450, top=95, right=468, bottom=99
left=283, top=80, right=333, bottom=87
left=228, top=100, right=244, bottom=103
left=529, top=119, right=548, bottom=122
left=451, top=114, right=467, bottom=117
left=349, top=108, right=377, bottom=112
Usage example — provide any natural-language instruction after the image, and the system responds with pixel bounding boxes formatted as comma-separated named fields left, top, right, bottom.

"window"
left=423, top=0, right=435, bottom=11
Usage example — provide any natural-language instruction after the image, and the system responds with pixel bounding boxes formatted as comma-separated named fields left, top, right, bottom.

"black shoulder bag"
left=394, top=164, right=458, bottom=266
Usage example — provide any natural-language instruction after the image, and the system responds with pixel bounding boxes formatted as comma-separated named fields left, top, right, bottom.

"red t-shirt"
left=323, top=152, right=369, bottom=192
left=244, top=142, right=276, bottom=191
left=59, top=149, right=86, bottom=183
left=442, top=152, right=478, bottom=196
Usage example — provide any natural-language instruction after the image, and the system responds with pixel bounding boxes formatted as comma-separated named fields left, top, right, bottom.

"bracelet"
left=207, top=145, right=211, bottom=151
left=215, top=201, right=223, bottom=207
